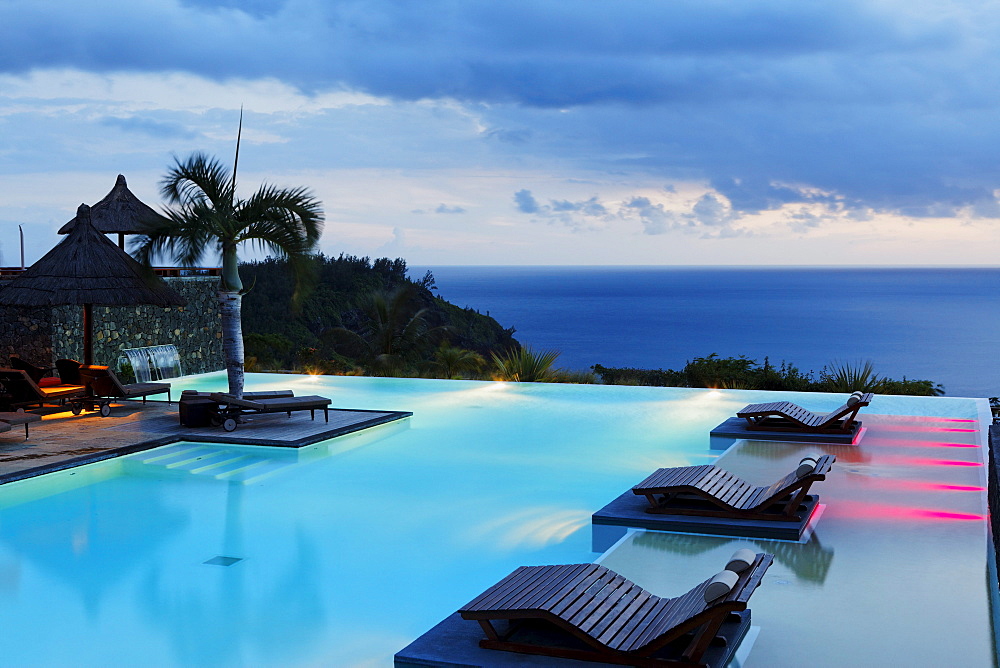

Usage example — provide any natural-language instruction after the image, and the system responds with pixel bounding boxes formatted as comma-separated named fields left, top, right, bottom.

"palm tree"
left=491, top=346, right=561, bottom=382
left=428, top=343, right=486, bottom=379
left=134, top=151, right=323, bottom=397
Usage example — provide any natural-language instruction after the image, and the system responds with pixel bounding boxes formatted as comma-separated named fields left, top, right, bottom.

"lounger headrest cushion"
left=725, top=548, right=757, bottom=573
left=847, top=391, right=864, bottom=406
left=704, top=570, right=739, bottom=602
left=796, top=457, right=818, bottom=477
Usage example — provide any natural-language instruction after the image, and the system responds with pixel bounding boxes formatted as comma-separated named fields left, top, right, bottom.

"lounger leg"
left=476, top=620, right=500, bottom=641
left=679, top=614, right=729, bottom=663
left=780, top=487, right=812, bottom=518
left=324, top=407, right=328, bottom=423
left=310, top=409, right=314, bottom=420
left=23, top=423, right=29, bottom=440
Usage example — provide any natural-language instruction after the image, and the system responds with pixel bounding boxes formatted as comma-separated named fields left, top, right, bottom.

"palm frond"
left=160, top=153, right=235, bottom=210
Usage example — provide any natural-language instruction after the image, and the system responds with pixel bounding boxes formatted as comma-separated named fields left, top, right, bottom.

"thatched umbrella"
left=57, top=174, right=157, bottom=249
left=0, top=203, right=186, bottom=365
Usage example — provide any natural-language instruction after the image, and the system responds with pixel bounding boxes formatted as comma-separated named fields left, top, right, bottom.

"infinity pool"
left=0, top=373, right=992, bottom=666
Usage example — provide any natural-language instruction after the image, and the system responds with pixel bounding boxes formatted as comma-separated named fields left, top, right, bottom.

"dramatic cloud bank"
left=0, top=0, right=998, bottom=264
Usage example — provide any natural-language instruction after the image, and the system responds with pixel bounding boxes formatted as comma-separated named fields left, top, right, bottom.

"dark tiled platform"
left=592, top=488, right=821, bottom=541
left=394, top=611, right=750, bottom=668
left=0, top=401, right=411, bottom=485
left=711, top=417, right=863, bottom=445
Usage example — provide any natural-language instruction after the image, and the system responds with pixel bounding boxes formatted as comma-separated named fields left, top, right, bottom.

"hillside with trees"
left=239, top=255, right=519, bottom=376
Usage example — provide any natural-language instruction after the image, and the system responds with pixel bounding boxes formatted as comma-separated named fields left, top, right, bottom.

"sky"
left=1, top=0, right=1000, bottom=266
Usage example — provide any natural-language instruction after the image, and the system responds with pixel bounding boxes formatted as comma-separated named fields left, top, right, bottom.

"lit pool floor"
left=0, top=374, right=992, bottom=666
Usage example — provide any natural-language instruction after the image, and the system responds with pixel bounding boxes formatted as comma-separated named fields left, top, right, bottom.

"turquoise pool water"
left=0, top=373, right=991, bottom=666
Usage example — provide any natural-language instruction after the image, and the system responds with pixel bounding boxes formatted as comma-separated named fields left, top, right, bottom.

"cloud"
left=513, top=189, right=539, bottom=214
left=2, top=0, right=1000, bottom=224
left=99, top=115, right=199, bottom=139
left=512, top=189, right=613, bottom=231
left=434, top=203, right=466, bottom=214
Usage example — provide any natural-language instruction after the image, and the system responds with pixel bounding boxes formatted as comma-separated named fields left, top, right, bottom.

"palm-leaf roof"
left=0, top=203, right=187, bottom=307
left=57, top=174, right=158, bottom=235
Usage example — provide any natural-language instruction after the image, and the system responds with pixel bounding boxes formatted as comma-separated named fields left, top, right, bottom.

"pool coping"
left=0, top=407, right=413, bottom=486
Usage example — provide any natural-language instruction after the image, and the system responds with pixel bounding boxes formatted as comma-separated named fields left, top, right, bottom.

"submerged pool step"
left=130, top=444, right=208, bottom=464
left=216, top=458, right=296, bottom=483
left=172, top=451, right=250, bottom=473
left=124, top=445, right=298, bottom=484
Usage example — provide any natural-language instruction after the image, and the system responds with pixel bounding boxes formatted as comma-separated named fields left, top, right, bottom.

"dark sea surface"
left=414, top=266, right=1000, bottom=398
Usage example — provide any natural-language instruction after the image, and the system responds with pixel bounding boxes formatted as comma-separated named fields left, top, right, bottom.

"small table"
left=178, top=397, right=219, bottom=428
left=0, top=411, right=42, bottom=440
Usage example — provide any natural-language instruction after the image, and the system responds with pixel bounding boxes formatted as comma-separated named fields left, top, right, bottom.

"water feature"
left=117, top=344, right=183, bottom=384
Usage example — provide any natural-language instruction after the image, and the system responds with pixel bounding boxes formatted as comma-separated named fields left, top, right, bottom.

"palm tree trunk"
left=218, top=289, right=245, bottom=397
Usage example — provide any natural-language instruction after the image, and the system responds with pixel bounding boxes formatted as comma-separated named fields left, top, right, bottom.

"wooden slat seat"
left=736, top=393, right=874, bottom=433
left=632, top=455, right=836, bottom=521
left=81, top=365, right=171, bottom=404
left=460, top=554, right=773, bottom=666
left=208, top=393, right=332, bottom=431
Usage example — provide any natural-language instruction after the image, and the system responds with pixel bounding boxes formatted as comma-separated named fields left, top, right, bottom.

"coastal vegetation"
left=239, top=255, right=517, bottom=377
left=592, top=355, right=944, bottom=396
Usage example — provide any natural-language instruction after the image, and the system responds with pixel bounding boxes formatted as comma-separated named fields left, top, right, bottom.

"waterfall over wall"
left=118, top=345, right=183, bottom=384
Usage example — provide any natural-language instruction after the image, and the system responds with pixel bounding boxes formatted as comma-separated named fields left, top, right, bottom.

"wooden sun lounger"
left=459, top=554, right=773, bottom=667
left=74, top=365, right=171, bottom=416
left=632, top=455, right=836, bottom=522
left=208, top=392, right=332, bottom=432
left=180, top=389, right=294, bottom=400
left=0, top=369, right=87, bottom=410
left=736, top=393, right=873, bottom=433
left=0, top=411, right=42, bottom=439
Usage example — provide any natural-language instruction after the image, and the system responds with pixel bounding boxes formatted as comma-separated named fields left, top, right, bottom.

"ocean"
left=415, top=266, right=1000, bottom=398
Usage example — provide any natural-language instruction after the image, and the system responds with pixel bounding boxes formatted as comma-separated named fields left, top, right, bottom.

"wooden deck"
left=0, top=400, right=411, bottom=485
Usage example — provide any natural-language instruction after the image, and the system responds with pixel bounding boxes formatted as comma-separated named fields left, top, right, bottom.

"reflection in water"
left=738, top=440, right=873, bottom=466
left=831, top=499, right=985, bottom=522
left=0, top=482, right=189, bottom=616
left=138, top=482, right=327, bottom=665
left=462, top=506, right=591, bottom=551
left=631, top=529, right=835, bottom=584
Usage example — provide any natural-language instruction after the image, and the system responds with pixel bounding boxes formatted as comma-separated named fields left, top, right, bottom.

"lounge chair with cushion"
left=76, top=365, right=171, bottom=416
left=208, top=392, right=332, bottom=432
left=0, top=369, right=87, bottom=410
left=458, top=552, right=773, bottom=667
left=8, top=355, right=60, bottom=387
left=632, top=455, right=836, bottom=522
left=736, top=391, right=873, bottom=434
left=55, top=358, right=83, bottom=385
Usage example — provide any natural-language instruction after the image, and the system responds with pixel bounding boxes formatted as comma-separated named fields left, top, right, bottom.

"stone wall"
left=0, top=276, right=223, bottom=375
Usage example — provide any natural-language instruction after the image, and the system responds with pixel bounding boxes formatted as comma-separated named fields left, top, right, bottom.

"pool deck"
left=0, top=400, right=412, bottom=485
